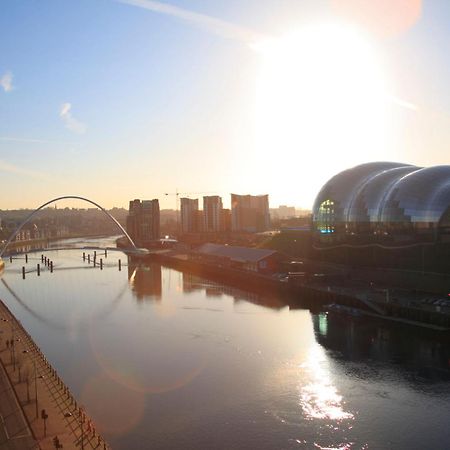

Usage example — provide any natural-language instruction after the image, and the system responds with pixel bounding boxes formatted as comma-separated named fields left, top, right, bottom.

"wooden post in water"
left=37, top=264, right=40, bottom=276
left=118, top=259, right=121, bottom=271
left=22, top=267, right=25, bottom=279
left=83, top=252, right=85, bottom=261
left=88, top=254, right=90, bottom=264
left=50, top=261, right=53, bottom=273
left=105, top=249, right=107, bottom=258
left=100, top=259, right=103, bottom=270
left=25, top=254, right=28, bottom=263
left=41, top=254, right=44, bottom=263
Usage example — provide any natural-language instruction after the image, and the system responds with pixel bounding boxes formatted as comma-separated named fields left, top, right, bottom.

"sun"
left=251, top=22, right=392, bottom=207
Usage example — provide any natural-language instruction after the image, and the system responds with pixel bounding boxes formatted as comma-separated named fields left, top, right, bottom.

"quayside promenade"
left=0, top=299, right=110, bottom=450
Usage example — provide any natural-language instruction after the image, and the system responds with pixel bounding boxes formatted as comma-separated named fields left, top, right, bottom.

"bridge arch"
left=0, top=195, right=136, bottom=258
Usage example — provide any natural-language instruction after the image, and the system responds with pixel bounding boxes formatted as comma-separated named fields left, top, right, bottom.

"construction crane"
left=163, top=189, right=216, bottom=208
left=163, top=189, right=216, bottom=234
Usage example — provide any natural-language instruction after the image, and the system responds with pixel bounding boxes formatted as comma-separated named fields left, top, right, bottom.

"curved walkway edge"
left=0, top=299, right=110, bottom=450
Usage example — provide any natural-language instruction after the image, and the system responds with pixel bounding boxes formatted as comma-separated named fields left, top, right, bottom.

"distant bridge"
left=0, top=195, right=148, bottom=259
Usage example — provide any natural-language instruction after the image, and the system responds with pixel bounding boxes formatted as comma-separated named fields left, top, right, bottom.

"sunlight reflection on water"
left=299, top=344, right=354, bottom=421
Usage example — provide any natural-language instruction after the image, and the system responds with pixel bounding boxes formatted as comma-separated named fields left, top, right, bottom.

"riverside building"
left=180, top=197, right=200, bottom=233
left=126, top=199, right=160, bottom=245
left=231, top=194, right=270, bottom=232
left=203, top=196, right=223, bottom=232
left=311, top=162, right=450, bottom=273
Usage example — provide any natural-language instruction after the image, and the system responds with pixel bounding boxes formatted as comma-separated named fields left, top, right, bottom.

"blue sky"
left=1, top=0, right=449, bottom=210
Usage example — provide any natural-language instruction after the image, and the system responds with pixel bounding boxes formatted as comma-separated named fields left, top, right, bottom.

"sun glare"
left=252, top=23, right=391, bottom=206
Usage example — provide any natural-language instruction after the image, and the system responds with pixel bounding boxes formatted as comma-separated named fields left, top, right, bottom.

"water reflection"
left=182, top=272, right=287, bottom=310
left=128, top=258, right=162, bottom=302
left=313, top=313, right=450, bottom=382
left=1, top=276, right=128, bottom=333
left=299, top=344, right=354, bottom=421
left=1, top=241, right=450, bottom=449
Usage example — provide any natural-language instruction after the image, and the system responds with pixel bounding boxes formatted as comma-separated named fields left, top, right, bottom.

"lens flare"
left=81, top=372, right=146, bottom=436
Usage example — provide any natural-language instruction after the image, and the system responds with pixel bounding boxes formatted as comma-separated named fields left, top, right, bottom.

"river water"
left=1, top=237, right=450, bottom=449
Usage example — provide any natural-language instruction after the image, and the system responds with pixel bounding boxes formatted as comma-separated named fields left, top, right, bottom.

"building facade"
left=231, top=194, right=270, bottom=232
left=203, top=196, right=223, bottom=232
left=180, top=198, right=199, bottom=233
left=126, top=199, right=160, bottom=244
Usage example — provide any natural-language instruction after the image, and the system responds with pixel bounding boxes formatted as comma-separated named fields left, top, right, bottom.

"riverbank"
left=2, top=234, right=112, bottom=256
left=0, top=300, right=110, bottom=449
left=148, top=249, right=450, bottom=332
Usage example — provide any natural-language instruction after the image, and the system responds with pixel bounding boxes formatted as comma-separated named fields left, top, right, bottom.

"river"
left=1, top=237, right=450, bottom=449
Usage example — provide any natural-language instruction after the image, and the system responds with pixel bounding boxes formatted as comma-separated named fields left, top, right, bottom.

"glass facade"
left=312, top=162, right=450, bottom=242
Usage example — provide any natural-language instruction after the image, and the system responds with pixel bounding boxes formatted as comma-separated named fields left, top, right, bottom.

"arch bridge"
left=0, top=195, right=149, bottom=259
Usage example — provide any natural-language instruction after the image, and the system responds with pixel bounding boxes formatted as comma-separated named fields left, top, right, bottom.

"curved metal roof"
left=380, top=165, right=450, bottom=223
left=312, top=162, right=411, bottom=223
left=313, top=162, right=450, bottom=226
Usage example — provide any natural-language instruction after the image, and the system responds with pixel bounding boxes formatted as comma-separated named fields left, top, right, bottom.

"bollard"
left=25, top=254, right=28, bottom=263
left=37, top=264, right=40, bottom=276
left=41, top=254, right=44, bottom=263
left=100, top=259, right=103, bottom=270
left=105, top=249, right=108, bottom=258
left=50, top=261, right=53, bottom=273
left=93, top=257, right=96, bottom=267
left=94, top=250, right=96, bottom=258
left=88, top=254, right=90, bottom=264
left=118, top=259, right=121, bottom=271
left=83, top=252, right=85, bottom=261
left=22, top=267, right=25, bottom=280
left=9, top=255, right=12, bottom=263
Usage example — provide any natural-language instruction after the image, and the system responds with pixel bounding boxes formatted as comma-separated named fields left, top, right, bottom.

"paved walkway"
left=0, top=300, right=110, bottom=450
left=0, top=355, right=37, bottom=449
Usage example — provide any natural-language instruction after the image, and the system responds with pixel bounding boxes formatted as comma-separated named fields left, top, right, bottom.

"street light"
left=22, top=349, right=44, bottom=418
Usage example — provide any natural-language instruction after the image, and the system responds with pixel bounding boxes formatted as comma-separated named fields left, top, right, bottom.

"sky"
left=1, top=0, right=450, bottom=210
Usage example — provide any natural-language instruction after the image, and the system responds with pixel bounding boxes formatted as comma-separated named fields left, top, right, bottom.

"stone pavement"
left=0, top=299, right=110, bottom=450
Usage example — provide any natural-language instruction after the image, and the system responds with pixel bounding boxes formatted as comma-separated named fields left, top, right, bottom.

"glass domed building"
left=312, top=162, right=450, bottom=245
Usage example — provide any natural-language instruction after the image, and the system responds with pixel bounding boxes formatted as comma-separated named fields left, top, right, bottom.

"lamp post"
left=22, top=349, right=43, bottom=418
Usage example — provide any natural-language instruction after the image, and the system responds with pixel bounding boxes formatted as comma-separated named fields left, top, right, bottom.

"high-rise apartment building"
left=180, top=198, right=199, bottom=233
left=203, top=196, right=223, bottom=232
left=231, top=194, right=270, bottom=232
left=126, top=199, right=160, bottom=244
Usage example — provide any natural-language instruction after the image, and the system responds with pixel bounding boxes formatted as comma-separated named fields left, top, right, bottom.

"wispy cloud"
left=0, top=71, right=14, bottom=92
left=0, top=136, right=75, bottom=145
left=389, top=95, right=419, bottom=112
left=60, top=102, right=87, bottom=134
left=117, top=0, right=262, bottom=44
left=0, top=159, right=48, bottom=180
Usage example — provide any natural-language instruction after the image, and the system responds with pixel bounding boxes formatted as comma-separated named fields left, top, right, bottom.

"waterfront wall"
left=149, top=252, right=450, bottom=331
